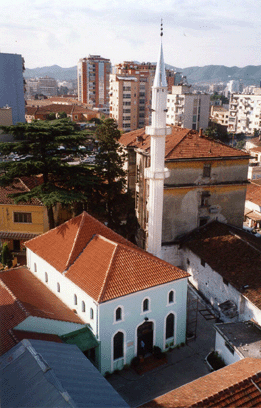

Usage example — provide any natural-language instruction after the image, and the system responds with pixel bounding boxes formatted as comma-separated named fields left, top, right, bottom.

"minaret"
left=145, top=21, right=171, bottom=257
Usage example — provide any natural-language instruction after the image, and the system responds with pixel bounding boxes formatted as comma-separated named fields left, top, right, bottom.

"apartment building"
left=228, top=89, right=261, bottom=134
left=166, top=85, right=210, bottom=131
left=77, top=55, right=111, bottom=108
left=210, top=105, right=229, bottom=127
left=0, top=53, right=25, bottom=124
left=38, top=76, right=57, bottom=97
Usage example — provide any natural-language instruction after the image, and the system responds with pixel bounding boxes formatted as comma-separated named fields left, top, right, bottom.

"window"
left=143, top=298, right=149, bottom=312
left=14, top=212, right=32, bottom=223
left=115, top=307, right=122, bottom=321
left=90, top=308, right=94, bottom=319
left=74, top=294, right=77, bottom=305
left=45, top=272, right=48, bottom=283
left=203, top=164, right=211, bottom=178
left=168, top=291, right=174, bottom=304
left=34, top=263, right=37, bottom=272
left=113, top=332, right=124, bottom=360
left=200, top=191, right=210, bottom=207
left=57, top=282, right=60, bottom=292
left=166, top=313, right=174, bottom=339
left=82, top=301, right=86, bottom=312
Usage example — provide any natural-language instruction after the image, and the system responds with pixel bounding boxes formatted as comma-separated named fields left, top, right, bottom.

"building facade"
left=0, top=52, right=25, bottom=124
left=166, top=85, right=210, bottom=131
left=77, top=55, right=111, bottom=107
left=228, top=89, right=261, bottom=134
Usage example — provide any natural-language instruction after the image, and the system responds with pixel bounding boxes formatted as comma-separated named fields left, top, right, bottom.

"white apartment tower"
left=228, top=89, right=261, bottom=134
left=166, top=85, right=210, bottom=131
left=145, top=28, right=171, bottom=257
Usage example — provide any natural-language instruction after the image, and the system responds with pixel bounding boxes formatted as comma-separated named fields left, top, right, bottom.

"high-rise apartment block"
left=0, top=52, right=25, bottom=124
left=166, top=85, right=210, bottom=131
left=77, top=55, right=111, bottom=107
left=228, top=89, right=261, bottom=134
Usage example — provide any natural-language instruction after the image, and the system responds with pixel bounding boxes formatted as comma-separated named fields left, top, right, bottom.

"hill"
left=24, top=63, right=261, bottom=85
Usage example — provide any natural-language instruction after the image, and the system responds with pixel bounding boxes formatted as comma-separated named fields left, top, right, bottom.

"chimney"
left=199, top=128, right=203, bottom=137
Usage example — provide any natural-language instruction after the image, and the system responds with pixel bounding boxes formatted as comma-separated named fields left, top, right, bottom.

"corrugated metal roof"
left=0, top=339, right=129, bottom=408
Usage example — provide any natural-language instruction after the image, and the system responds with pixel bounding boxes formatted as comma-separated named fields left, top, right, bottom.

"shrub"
left=1, top=242, right=12, bottom=268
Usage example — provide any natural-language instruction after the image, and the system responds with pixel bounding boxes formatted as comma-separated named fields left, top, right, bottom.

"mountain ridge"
left=24, top=64, right=261, bottom=85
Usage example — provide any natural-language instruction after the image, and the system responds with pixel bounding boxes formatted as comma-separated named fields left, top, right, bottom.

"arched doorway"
left=137, top=321, right=153, bottom=356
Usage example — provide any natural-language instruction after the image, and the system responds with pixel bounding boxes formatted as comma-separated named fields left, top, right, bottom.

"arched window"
left=90, top=308, right=94, bottom=319
left=34, top=263, right=37, bottom=272
left=113, top=332, right=124, bottom=360
left=115, top=307, right=122, bottom=321
left=45, top=272, right=48, bottom=283
left=57, top=282, right=60, bottom=293
left=82, top=301, right=86, bottom=312
left=74, top=294, right=77, bottom=305
left=166, top=313, right=175, bottom=339
left=168, top=290, right=174, bottom=304
left=143, top=298, right=149, bottom=312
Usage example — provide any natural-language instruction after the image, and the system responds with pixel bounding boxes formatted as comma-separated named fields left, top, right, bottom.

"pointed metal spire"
left=153, top=19, right=167, bottom=88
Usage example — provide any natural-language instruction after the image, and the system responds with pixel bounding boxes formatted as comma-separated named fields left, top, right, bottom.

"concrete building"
left=228, top=90, right=261, bottom=134
left=0, top=52, right=25, bottom=124
left=77, top=55, right=111, bottom=108
left=210, top=105, right=229, bottom=127
left=38, top=76, right=58, bottom=97
left=166, top=85, right=210, bottom=131
left=119, top=126, right=249, bottom=252
left=25, top=78, right=39, bottom=99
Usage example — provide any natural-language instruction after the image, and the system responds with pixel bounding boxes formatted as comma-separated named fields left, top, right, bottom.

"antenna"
left=161, top=19, right=163, bottom=37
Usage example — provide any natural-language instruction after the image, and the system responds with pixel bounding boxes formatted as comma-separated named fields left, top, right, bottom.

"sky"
left=1, top=0, right=261, bottom=70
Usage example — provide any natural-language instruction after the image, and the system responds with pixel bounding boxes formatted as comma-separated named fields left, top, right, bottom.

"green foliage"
left=1, top=242, right=12, bottom=268
left=0, top=119, right=96, bottom=229
left=47, top=112, right=56, bottom=120
left=94, top=118, right=129, bottom=231
left=210, top=93, right=229, bottom=104
left=57, top=111, right=67, bottom=119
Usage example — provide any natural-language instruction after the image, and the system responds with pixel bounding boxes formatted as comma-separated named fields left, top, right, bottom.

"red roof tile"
left=119, top=126, right=249, bottom=160
left=182, top=221, right=261, bottom=309
left=25, top=212, right=189, bottom=302
left=0, top=177, right=43, bottom=206
left=0, top=267, right=83, bottom=324
left=246, top=181, right=261, bottom=206
left=141, top=358, right=261, bottom=408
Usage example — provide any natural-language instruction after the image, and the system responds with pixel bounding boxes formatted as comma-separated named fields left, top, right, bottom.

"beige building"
left=228, top=89, right=261, bottom=134
left=77, top=55, right=111, bottom=108
left=0, top=106, right=12, bottom=126
left=210, top=105, right=229, bottom=126
left=166, top=85, right=210, bottom=131
left=119, top=126, right=249, bottom=250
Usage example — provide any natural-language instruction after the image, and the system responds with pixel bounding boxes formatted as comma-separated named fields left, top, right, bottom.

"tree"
left=0, top=119, right=96, bottom=229
left=47, top=112, right=56, bottom=120
left=94, top=118, right=131, bottom=232
left=57, top=111, right=67, bottom=119
left=1, top=242, right=12, bottom=268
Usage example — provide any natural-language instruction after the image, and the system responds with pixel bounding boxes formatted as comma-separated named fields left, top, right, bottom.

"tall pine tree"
left=0, top=119, right=96, bottom=229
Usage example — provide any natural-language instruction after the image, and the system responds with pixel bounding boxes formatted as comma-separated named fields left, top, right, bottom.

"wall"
left=182, top=248, right=261, bottom=326
left=0, top=204, right=47, bottom=234
left=98, top=278, right=188, bottom=375
left=215, top=330, right=241, bottom=366
left=26, top=249, right=99, bottom=335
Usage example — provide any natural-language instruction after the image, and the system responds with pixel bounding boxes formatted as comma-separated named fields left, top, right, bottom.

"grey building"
left=0, top=52, right=25, bottom=124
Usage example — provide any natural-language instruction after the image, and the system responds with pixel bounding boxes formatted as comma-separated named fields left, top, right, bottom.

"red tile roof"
left=0, top=267, right=83, bottom=324
left=0, top=176, right=43, bottom=206
left=182, top=221, right=261, bottom=309
left=25, top=212, right=189, bottom=302
left=141, top=358, right=261, bottom=408
left=246, top=181, right=261, bottom=206
left=119, top=126, right=249, bottom=160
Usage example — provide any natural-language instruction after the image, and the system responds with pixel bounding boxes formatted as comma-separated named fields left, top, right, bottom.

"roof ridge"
left=17, top=177, right=31, bottom=192
left=98, top=242, right=118, bottom=303
left=65, top=212, right=87, bottom=270
left=0, top=274, right=30, bottom=318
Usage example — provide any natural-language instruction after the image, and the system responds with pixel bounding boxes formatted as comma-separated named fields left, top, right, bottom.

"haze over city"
left=1, top=0, right=260, bottom=69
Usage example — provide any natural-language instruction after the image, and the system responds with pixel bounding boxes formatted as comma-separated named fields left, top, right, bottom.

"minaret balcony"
left=145, top=126, right=172, bottom=136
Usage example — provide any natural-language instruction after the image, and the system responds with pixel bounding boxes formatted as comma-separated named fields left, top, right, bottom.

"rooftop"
left=0, top=176, right=43, bottom=206
left=119, top=126, right=249, bottom=161
left=141, top=358, right=261, bottom=408
left=181, top=221, right=261, bottom=309
left=215, top=321, right=261, bottom=359
left=25, top=212, right=189, bottom=303
left=246, top=181, right=261, bottom=206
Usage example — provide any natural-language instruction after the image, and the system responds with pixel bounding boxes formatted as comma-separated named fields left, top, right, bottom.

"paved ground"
left=107, top=290, right=217, bottom=407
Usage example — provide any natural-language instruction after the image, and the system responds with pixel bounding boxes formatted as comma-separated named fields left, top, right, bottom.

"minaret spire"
left=145, top=21, right=171, bottom=258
